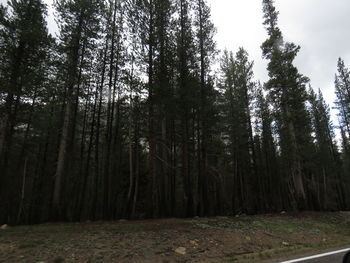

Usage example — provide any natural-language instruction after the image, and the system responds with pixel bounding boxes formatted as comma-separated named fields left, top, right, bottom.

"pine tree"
left=193, top=0, right=217, bottom=216
left=152, top=0, right=176, bottom=216
left=220, top=48, right=258, bottom=214
left=334, top=58, right=350, bottom=207
left=261, top=0, right=314, bottom=209
left=335, top=58, right=350, bottom=141
left=175, top=0, right=197, bottom=216
left=52, top=0, right=101, bottom=219
left=254, top=85, right=281, bottom=211
left=0, top=0, right=50, bottom=223
left=309, top=88, right=345, bottom=209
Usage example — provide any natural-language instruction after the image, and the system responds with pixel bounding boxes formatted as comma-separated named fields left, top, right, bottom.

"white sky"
left=209, top=0, right=350, bottom=117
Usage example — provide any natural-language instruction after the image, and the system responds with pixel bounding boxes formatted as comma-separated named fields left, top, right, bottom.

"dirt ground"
left=1, top=212, right=350, bottom=263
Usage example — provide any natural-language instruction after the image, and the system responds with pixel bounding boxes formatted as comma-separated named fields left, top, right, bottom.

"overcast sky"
left=209, top=0, right=350, bottom=115
left=2, top=0, right=350, bottom=122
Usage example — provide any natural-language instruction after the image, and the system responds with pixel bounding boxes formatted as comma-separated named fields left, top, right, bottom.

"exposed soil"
left=1, top=212, right=350, bottom=263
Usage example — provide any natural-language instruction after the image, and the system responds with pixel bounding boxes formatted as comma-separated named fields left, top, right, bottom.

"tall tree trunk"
left=52, top=17, right=83, bottom=219
left=75, top=82, right=90, bottom=220
left=84, top=81, right=99, bottom=219
left=103, top=0, right=119, bottom=219
left=16, top=157, right=28, bottom=224
left=285, top=104, right=306, bottom=209
left=148, top=0, right=158, bottom=217
left=126, top=61, right=135, bottom=218
left=197, top=0, right=209, bottom=216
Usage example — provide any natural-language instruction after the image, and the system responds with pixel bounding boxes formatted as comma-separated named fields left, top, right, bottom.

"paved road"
left=292, top=251, right=346, bottom=263
left=280, top=248, right=350, bottom=263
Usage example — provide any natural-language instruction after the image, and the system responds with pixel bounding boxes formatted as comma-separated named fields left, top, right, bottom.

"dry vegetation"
left=1, top=212, right=350, bottom=263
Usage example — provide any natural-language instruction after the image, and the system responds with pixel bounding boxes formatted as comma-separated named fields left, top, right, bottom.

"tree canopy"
left=0, top=0, right=349, bottom=224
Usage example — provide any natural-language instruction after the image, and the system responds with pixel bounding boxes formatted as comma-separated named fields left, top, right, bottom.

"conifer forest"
left=1, top=0, right=350, bottom=225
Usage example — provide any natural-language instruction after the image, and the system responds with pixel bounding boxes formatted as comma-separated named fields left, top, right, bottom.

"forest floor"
left=1, top=212, right=350, bottom=263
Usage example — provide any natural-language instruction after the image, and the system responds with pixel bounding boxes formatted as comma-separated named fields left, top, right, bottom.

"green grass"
left=250, top=219, right=301, bottom=233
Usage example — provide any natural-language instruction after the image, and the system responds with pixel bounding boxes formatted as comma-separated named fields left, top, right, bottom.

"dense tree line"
left=0, top=0, right=349, bottom=224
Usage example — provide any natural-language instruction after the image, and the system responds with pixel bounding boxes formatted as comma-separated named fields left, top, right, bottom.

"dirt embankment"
left=1, top=212, right=350, bottom=263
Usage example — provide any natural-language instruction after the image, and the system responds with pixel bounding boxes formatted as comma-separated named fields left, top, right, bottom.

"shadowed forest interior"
left=0, top=0, right=350, bottom=225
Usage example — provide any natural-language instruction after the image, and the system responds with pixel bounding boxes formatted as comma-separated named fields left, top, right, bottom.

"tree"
left=335, top=58, right=350, bottom=141
left=333, top=58, right=350, bottom=208
left=52, top=0, right=101, bottom=219
left=309, top=88, right=345, bottom=209
left=175, top=0, right=198, bottom=216
left=254, top=85, right=281, bottom=211
left=193, top=0, right=217, bottom=216
left=220, top=48, right=258, bottom=214
left=1, top=0, right=349, bottom=225
left=152, top=0, right=176, bottom=216
left=261, top=0, right=314, bottom=209
left=0, top=0, right=50, bottom=223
